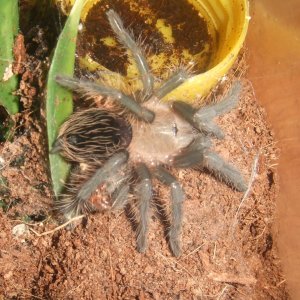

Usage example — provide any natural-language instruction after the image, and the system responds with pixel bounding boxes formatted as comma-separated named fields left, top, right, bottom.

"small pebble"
left=144, top=265, right=154, bottom=274
left=119, top=267, right=126, bottom=275
left=4, top=271, right=13, bottom=280
left=254, top=126, right=261, bottom=134
left=12, top=224, right=28, bottom=237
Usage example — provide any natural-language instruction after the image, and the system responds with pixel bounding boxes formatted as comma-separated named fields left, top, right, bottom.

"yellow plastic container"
left=174, top=0, right=250, bottom=101
left=56, top=0, right=249, bottom=101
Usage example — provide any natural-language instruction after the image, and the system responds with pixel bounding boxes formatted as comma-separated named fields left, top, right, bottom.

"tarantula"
left=51, top=10, right=247, bottom=256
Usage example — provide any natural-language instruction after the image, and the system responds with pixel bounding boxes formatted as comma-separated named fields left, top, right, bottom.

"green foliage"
left=0, top=116, right=14, bottom=142
left=0, top=0, right=19, bottom=115
left=0, top=199, right=8, bottom=212
left=46, top=0, right=86, bottom=197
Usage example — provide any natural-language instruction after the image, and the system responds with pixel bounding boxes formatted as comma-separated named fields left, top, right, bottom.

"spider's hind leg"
left=154, top=166, right=184, bottom=257
left=173, top=137, right=247, bottom=192
left=56, top=151, right=129, bottom=220
left=135, top=163, right=152, bottom=253
left=111, top=182, right=130, bottom=211
left=202, top=150, right=247, bottom=192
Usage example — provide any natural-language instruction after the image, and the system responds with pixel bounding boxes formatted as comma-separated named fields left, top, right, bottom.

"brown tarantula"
left=51, top=10, right=247, bottom=256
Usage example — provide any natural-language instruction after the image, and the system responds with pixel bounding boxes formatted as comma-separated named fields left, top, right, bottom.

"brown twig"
left=233, top=152, right=260, bottom=226
left=29, top=215, right=85, bottom=237
left=108, top=214, right=117, bottom=299
left=208, top=272, right=257, bottom=286
left=180, top=243, right=204, bottom=260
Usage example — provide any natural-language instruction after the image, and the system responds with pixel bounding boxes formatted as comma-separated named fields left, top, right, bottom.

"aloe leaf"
left=0, top=0, right=19, bottom=115
left=47, top=0, right=86, bottom=197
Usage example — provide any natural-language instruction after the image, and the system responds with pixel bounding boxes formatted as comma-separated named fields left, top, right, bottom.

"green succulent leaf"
left=0, top=0, right=19, bottom=115
left=46, top=0, right=86, bottom=197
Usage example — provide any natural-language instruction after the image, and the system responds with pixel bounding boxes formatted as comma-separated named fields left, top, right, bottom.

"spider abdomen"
left=128, top=100, right=195, bottom=166
left=52, top=108, right=132, bottom=163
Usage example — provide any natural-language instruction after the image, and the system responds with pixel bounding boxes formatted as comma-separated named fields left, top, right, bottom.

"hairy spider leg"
left=193, top=81, right=242, bottom=138
left=111, top=182, right=130, bottom=211
left=55, top=11, right=192, bottom=125
left=106, top=10, right=154, bottom=101
left=135, top=163, right=152, bottom=253
left=154, top=166, right=184, bottom=257
left=155, top=70, right=190, bottom=99
left=55, top=75, right=155, bottom=123
left=173, top=148, right=205, bottom=168
left=188, top=135, right=212, bottom=151
left=173, top=81, right=242, bottom=138
left=173, top=135, right=247, bottom=192
left=77, top=151, right=128, bottom=204
left=196, top=81, right=242, bottom=117
left=172, top=136, right=210, bottom=168
left=57, top=151, right=129, bottom=218
left=107, top=10, right=191, bottom=103
left=202, top=150, right=247, bottom=192
left=172, top=100, right=225, bottom=138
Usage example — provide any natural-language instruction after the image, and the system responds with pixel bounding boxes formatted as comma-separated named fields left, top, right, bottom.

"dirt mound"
left=0, top=76, right=288, bottom=298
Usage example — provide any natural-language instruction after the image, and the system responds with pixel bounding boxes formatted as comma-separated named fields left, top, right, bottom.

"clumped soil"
left=79, top=0, right=213, bottom=75
left=0, top=2, right=289, bottom=300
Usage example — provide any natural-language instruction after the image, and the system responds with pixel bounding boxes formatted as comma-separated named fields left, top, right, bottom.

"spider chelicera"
left=51, top=9, right=247, bottom=256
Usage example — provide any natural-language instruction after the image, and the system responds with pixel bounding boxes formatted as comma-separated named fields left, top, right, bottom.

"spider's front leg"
left=155, top=70, right=190, bottom=99
left=54, top=9, right=157, bottom=123
left=106, top=10, right=154, bottom=101
left=107, top=9, right=191, bottom=103
left=55, top=75, right=155, bottom=123
left=173, top=81, right=242, bottom=138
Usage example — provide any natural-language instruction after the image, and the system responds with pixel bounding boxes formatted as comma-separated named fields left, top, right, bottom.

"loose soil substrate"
left=0, top=74, right=290, bottom=299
